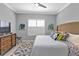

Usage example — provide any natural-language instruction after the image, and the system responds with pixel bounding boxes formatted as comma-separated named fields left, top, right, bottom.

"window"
left=28, top=19, right=45, bottom=27
left=28, top=20, right=36, bottom=27
left=28, top=19, right=45, bottom=36
left=37, top=20, right=45, bottom=27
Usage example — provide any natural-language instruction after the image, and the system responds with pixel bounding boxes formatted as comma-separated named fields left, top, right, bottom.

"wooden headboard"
left=57, top=22, right=79, bottom=34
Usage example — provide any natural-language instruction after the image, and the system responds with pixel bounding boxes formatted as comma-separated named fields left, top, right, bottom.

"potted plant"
left=48, top=24, right=54, bottom=33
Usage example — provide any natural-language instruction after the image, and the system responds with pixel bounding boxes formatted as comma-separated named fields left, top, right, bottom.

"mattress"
left=31, top=35, right=69, bottom=56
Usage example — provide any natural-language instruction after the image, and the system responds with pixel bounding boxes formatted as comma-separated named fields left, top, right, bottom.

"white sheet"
left=31, top=35, right=69, bottom=56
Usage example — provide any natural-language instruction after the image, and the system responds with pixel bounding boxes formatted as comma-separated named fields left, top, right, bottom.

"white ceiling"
left=4, top=3, right=70, bottom=14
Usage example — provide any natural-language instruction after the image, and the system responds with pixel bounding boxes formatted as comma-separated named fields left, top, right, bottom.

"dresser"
left=0, top=33, right=16, bottom=55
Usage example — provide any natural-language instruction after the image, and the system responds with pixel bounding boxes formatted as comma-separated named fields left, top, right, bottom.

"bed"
left=31, top=22, right=79, bottom=56
left=31, top=35, right=68, bottom=56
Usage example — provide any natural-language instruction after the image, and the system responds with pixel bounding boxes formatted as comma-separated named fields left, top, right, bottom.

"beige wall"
left=57, top=3, right=79, bottom=25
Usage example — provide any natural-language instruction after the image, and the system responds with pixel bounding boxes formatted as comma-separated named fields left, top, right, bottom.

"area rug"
left=11, top=40, right=34, bottom=56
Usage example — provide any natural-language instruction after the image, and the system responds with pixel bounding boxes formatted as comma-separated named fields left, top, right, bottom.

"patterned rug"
left=10, top=40, right=74, bottom=56
left=11, top=40, right=34, bottom=56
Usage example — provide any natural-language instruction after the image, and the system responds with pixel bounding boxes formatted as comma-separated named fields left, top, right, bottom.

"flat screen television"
left=0, top=20, right=11, bottom=33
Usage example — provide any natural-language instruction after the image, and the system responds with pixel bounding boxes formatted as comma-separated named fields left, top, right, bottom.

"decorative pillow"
left=56, top=32, right=69, bottom=41
left=57, top=33, right=63, bottom=41
left=50, top=31, right=69, bottom=41
left=62, top=32, right=69, bottom=41
left=67, top=33, right=79, bottom=42
left=50, top=31, right=57, bottom=40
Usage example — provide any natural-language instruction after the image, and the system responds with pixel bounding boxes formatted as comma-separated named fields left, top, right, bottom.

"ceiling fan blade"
left=38, top=3, right=47, bottom=8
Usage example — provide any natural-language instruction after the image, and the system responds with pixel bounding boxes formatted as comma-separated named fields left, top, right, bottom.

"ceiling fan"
left=34, top=3, right=47, bottom=8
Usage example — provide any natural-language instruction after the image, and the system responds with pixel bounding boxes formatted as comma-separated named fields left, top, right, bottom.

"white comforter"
left=31, top=35, right=69, bottom=56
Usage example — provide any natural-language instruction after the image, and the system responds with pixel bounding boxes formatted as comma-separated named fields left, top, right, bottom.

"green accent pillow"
left=57, top=33, right=63, bottom=41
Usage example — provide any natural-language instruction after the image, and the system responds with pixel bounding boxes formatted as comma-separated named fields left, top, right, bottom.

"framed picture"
left=19, top=24, right=25, bottom=30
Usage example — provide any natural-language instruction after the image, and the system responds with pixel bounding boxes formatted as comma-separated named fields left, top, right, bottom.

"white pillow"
left=67, top=33, right=79, bottom=45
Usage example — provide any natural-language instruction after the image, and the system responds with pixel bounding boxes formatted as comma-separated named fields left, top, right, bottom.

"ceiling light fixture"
left=34, top=3, right=47, bottom=8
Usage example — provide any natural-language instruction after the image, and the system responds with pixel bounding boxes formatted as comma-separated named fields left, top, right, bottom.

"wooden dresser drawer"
left=0, top=33, right=16, bottom=55
left=12, top=34, right=16, bottom=46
